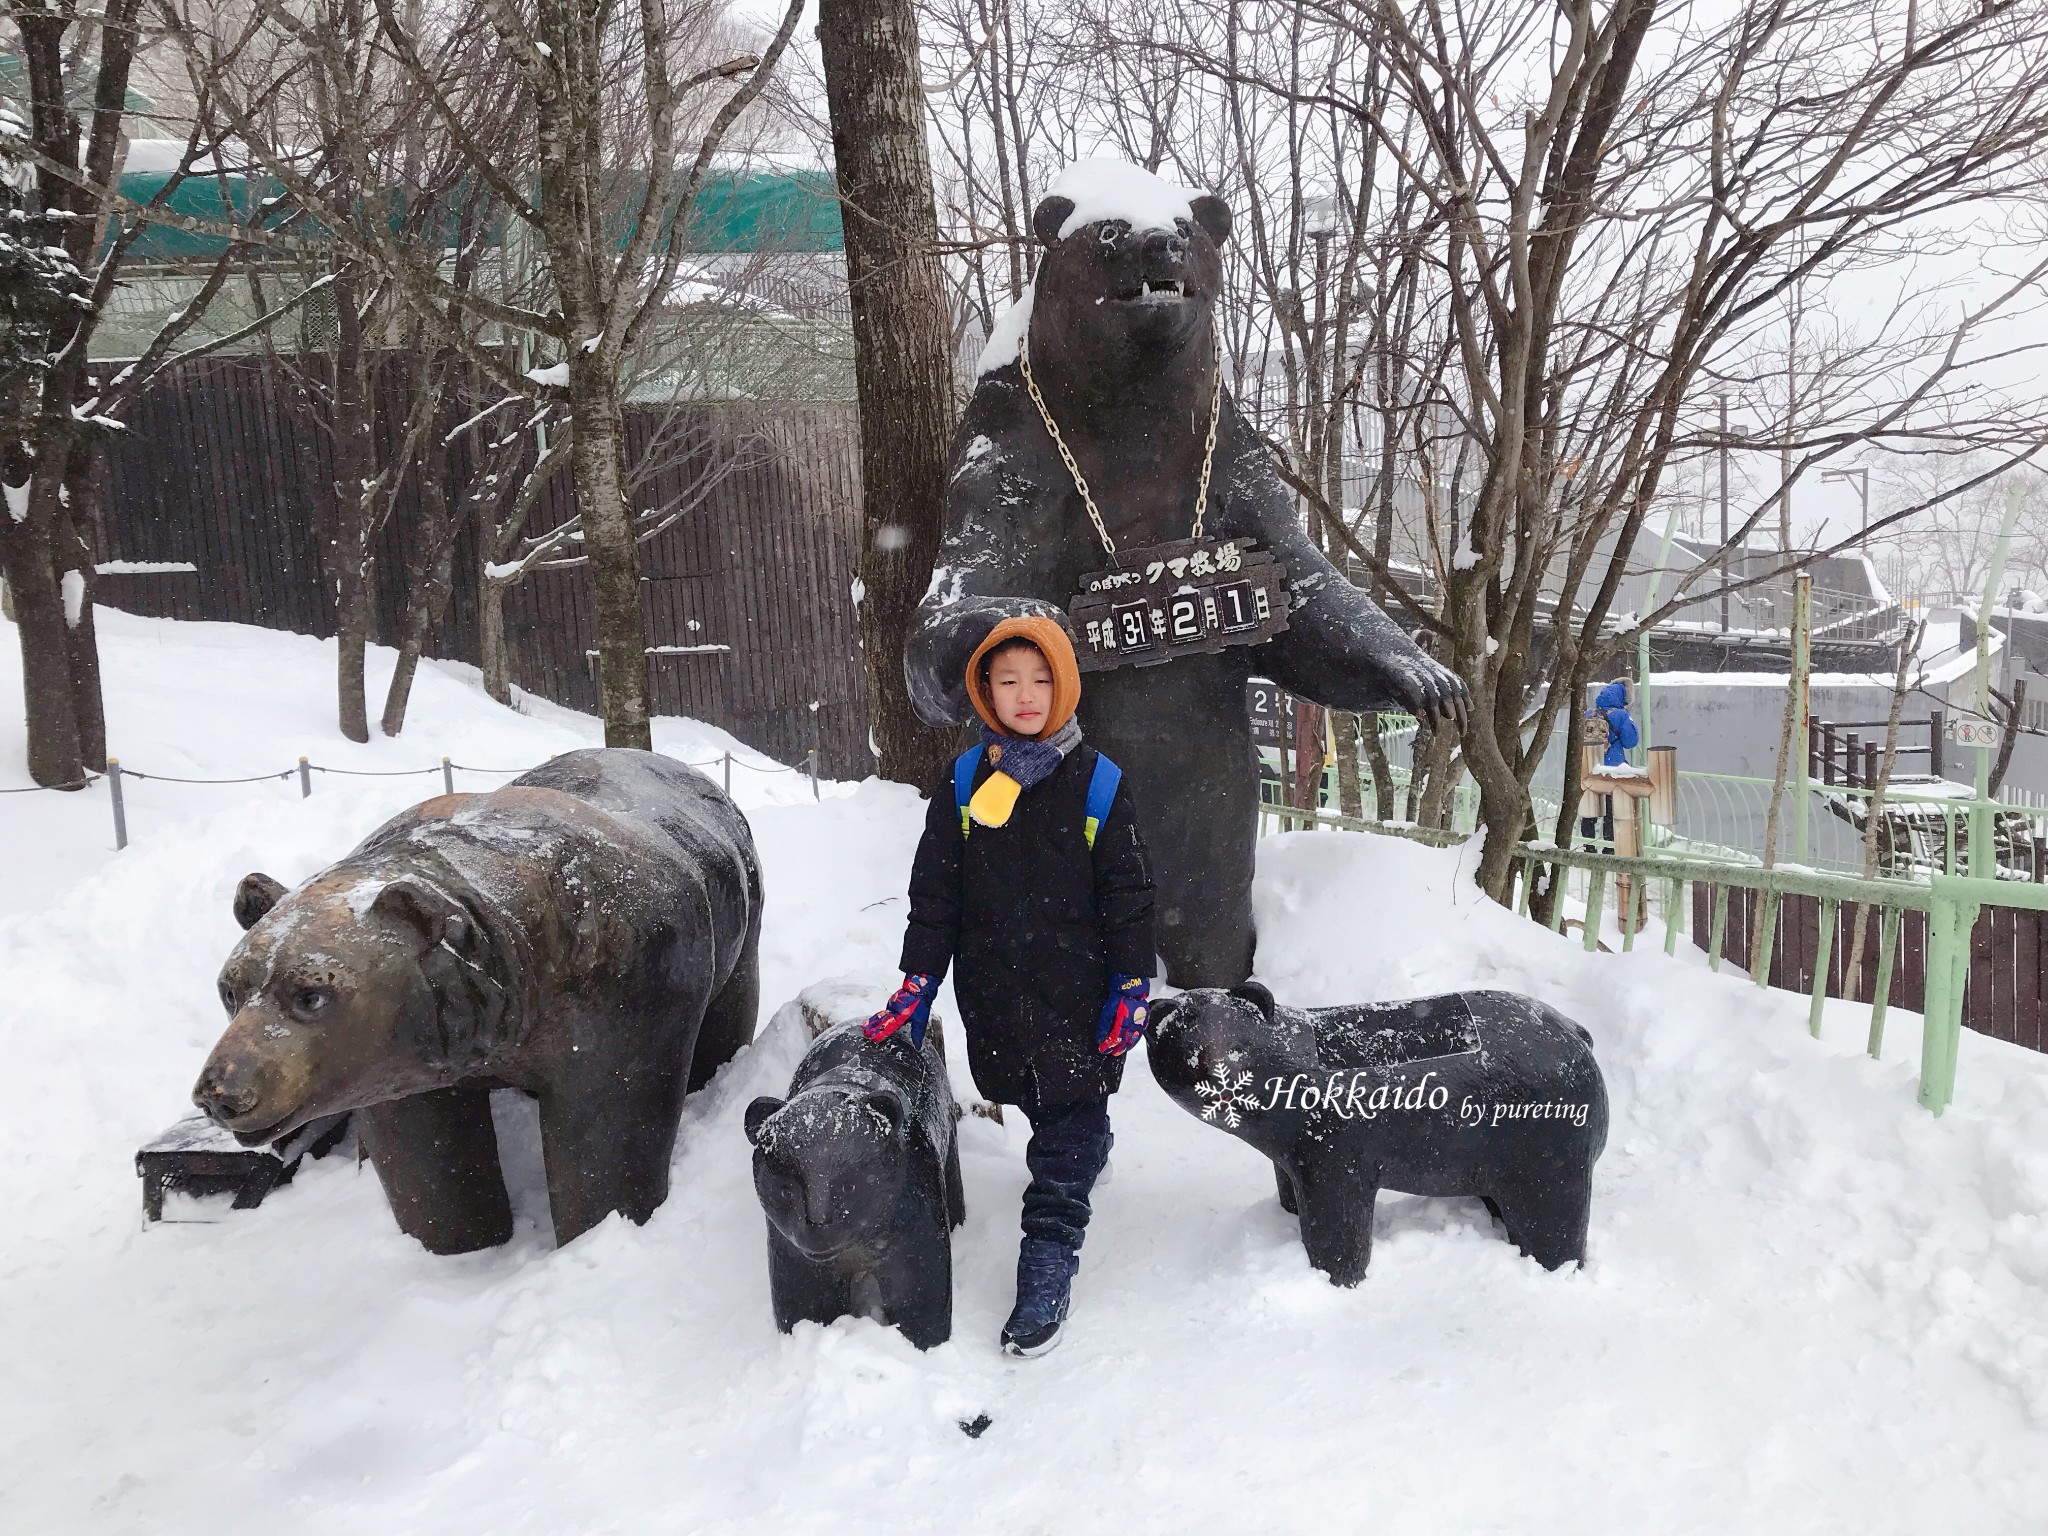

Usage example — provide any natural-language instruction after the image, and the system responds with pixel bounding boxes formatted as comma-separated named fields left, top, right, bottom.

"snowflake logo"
left=1194, top=1063, right=1257, bottom=1129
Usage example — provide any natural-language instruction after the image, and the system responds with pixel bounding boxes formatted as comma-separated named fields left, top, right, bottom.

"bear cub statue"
left=745, top=1021, right=965, bottom=1350
left=1149, top=983, right=1608, bottom=1285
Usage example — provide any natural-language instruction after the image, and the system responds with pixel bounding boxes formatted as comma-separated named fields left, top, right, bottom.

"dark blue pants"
left=1020, top=1100, right=1113, bottom=1252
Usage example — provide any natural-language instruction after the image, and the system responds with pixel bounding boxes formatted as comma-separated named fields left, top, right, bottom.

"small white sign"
left=1950, top=717, right=2004, bottom=750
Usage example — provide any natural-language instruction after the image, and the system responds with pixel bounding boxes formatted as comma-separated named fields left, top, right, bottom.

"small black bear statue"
left=745, top=1021, right=965, bottom=1349
left=1150, top=983, right=1608, bottom=1285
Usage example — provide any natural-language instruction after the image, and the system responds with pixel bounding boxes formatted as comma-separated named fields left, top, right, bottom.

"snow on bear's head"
left=194, top=867, right=516, bottom=1146
left=1018, top=159, right=1231, bottom=366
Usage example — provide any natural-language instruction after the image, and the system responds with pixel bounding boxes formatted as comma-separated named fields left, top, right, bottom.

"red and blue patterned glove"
left=865, top=973, right=939, bottom=1050
left=1096, top=973, right=1150, bottom=1055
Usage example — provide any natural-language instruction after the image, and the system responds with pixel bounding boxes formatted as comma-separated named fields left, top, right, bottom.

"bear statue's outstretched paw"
left=1390, top=652, right=1470, bottom=729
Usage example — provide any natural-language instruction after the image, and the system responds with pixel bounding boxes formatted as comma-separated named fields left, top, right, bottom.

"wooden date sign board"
left=1069, top=537, right=1290, bottom=673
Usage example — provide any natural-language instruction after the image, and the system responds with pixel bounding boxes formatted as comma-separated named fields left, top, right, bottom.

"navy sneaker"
left=1001, top=1237, right=1078, bottom=1357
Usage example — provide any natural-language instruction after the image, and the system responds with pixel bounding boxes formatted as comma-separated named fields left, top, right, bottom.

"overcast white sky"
left=731, top=0, right=2048, bottom=552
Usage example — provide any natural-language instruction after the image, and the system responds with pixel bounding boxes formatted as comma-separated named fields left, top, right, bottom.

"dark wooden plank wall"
left=1688, top=883, right=2045, bottom=1054
left=89, top=357, right=872, bottom=777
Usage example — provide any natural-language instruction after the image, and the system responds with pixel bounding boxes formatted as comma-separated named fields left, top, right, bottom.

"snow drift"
left=3, top=610, right=2046, bottom=1533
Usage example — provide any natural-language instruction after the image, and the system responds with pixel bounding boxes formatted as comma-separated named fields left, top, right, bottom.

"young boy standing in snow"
left=865, top=615, right=1155, bottom=1357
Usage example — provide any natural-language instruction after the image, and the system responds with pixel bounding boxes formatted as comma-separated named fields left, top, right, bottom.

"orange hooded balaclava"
left=960, top=616, right=1084, bottom=831
left=964, top=615, right=1083, bottom=739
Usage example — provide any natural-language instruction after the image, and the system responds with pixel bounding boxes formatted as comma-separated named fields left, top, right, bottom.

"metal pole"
left=298, top=756, right=312, bottom=797
left=1969, top=482, right=2024, bottom=875
left=723, top=751, right=732, bottom=797
left=1637, top=495, right=1684, bottom=761
left=1794, top=573, right=1811, bottom=865
left=808, top=748, right=820, bottom=800
left=1718, top=396, right=1730, bottom=633
left=441, top=756, right=454, bottom=795
left=108, top=757, right=128, bottom=851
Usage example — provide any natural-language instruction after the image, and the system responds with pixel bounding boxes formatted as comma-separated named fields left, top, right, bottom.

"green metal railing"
left=1669, top=771, right=2048, bottom=878
left=1513, top=841, right=2018, bottom=1115
left=1256, top=712, right=1480, bottom=837
left=1260, top=775, right=2035, bottom=1114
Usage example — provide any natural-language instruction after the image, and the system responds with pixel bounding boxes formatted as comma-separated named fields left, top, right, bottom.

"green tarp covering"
left=109, top=167, right=842, bottom=262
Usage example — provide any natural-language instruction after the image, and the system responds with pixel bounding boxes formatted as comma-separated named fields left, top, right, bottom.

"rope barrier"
left=0, top=775, right=99, bottom=792
left=10, top=744, right=825, bottom=850
left=120, top=768, right=296, bottom=785
left=310, top=765, right=445, bottom=778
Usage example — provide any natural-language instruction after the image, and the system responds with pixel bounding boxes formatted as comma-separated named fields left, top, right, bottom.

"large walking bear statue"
left=906, top=160, right=1468, bottom=987
left=192, top=748, right=763, bottom=1255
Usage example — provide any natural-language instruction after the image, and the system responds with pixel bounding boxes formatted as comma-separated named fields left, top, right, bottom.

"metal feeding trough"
left=136, top=1112, right=352, bottom=1221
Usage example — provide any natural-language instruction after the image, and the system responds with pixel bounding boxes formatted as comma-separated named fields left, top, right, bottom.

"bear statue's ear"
left=1229, top=980, right=1276, bottom=1022
left=864, top=1093, right=908, bottom=1140
left=233, top=872, right=287, bottom=931
left=372, top=875, right=474, bottom=956
left=1148, top=995, right=1181, bottom=1031
left=1032, top=195, right=1077, bottom=247
left=744, top=1096, right=785, bottom=1145
left=1189, top=194, right=1233, bottom=248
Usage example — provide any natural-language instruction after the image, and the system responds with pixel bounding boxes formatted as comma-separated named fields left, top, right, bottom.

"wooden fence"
left=1692, top=883, right=2046, bottom=1054
left=87, top=356, right=873, bottom=777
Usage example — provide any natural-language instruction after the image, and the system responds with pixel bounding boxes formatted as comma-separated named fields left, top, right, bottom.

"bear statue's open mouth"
left=228, top=1110, right=301, bottom=1147
left=1126, top=278, right=1188, bottom=302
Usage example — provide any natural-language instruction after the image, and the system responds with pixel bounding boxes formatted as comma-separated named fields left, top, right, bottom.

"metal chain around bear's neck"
left=1017, top=321, right=1224, bottom=561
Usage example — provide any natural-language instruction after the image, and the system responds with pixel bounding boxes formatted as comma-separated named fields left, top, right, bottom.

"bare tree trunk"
left=1276, top=690, right=1293, bottom=809
left=60, top=454, right=107, bottom=768
left=1293, top=702, right=1324, bottom=809
left=1749, top=655, right=1804, bottom=976
left=565, top=375, right=650, bottom=749
left=818, top=0, right=960, bottom=788
left=0, top=506, right=88, bottom=786
left=1989, top=678, right=2026, bottom=799
left=1362, top=711, right=1394, bottom=821
left=1333, top=709, right=1362, bottom=817
left=478, top=573, right=515, bottom=706
left=1844, top=619, right=1924, bottom=996
left=329, top=277, right=373, bottom=743
left=380, top=420, right=457, bottom=735
left=1418, top=723, right=1462, bottom=831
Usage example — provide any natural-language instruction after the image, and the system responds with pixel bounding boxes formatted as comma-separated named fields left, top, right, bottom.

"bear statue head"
left=745, top=1085, right=911, bottom=1260
left=193, top=869, right=512, bottom=1145
left=1026, top=164, right=1233, bottom=371
left=1147, top=982, right=1315, bottom=1141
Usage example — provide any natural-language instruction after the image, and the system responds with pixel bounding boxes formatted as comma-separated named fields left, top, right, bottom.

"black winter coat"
left=899, top=744, right=1156, bottom=1108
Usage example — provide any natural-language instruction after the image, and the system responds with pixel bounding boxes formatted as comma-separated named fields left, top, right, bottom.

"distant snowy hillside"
left=2, top=611, right=2045, bottom=1534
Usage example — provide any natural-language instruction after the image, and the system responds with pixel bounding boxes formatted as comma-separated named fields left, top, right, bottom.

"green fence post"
left=1919, top=894, right=1974, bottom=1115
left=1708, top=885, right=1729, bottom=973
left=1809, top=898, right=1837, bottom=1037
left=1867, top=905, right=1901, bottom=1059
left=1664, top=878, right=1682, bottom=956
left=1584, top=871, right=1606, bottom=951
left=1752, top=890, right=1781, bottom=986
left=1516, top=855, right=1533, bottom=918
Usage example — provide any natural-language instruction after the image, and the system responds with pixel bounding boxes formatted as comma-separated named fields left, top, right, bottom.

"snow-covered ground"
left=4, top=611, right=2047, bottom=1534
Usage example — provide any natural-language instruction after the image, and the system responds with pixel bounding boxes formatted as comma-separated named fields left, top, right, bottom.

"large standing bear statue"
left=192, top=748, right=762, bottom=1255
left=906, top=160, right=1468, bottom=986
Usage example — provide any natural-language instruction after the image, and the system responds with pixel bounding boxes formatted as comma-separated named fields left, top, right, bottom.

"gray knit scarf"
left=979, top=715, right=1083, bottom=789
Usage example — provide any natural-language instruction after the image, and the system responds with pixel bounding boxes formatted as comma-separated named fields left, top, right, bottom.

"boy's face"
left=988, top=644, right=1055, bottom=736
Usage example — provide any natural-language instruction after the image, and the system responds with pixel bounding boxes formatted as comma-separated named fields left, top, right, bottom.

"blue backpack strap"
left=1083, top=752, right=1122, bottom=850
left=953, top=745, right=984, bottom=836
